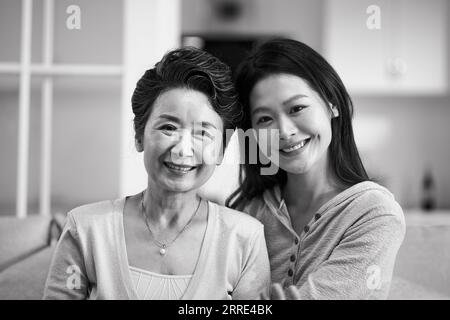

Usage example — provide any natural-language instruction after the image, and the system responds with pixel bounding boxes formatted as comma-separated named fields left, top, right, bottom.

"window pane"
left=31, top=0, right=43, bottom=64
left=0, top=0, right=21, bottom=63
left=0, top=75, right=20, bottom=216
left=0, top=76, right=45, bottom=216
left=53, top=0, right=123, bottom=64
left=51, top=76, right=121, bottom=213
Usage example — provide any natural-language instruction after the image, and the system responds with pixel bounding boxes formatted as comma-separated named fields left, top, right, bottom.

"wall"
left=354, top=95, right=450, bottom=209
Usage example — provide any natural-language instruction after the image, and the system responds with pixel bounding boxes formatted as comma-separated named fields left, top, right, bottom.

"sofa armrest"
left=0, top=246, right=55, bottom=299
left=47, top=213, right=66, bottom=245
left=388, top=277, right=450, bottom=300
left=0, top=215, right=52, bottom=272
left=393, top=223, right=450, bottom=297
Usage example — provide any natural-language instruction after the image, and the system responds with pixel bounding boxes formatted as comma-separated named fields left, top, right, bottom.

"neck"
left=142, top=186, right=200, bottom=229
left=282, top=157, right=341, bottom=215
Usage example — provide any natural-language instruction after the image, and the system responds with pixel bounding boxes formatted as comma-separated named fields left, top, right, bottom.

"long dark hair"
left=226, top=38, right=370, bottom=209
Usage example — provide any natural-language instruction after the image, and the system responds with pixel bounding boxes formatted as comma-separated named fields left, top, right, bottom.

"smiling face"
left=141, top=88, right=224, bottom=193
left=249, top=73, right=338, bottom=175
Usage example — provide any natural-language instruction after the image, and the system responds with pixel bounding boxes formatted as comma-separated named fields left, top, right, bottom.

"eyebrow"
left=282, top=94, right=309, bottom=106
left=252, top=94, right=309, bottom=116
left=157, top=114, right=217, bottom=130
left=200, top=121, right=218, bottom=130
left=158, top=114, right=181, bottom=123
left=251, top=106, right=272, bottom=116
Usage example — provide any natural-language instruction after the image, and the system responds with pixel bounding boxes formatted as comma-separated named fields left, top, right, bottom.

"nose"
left=171, top=130, right=194, bottom=159
left=278, top=114, right=297, bottom=141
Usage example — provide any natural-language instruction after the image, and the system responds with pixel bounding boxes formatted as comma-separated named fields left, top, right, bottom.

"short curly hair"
left=131, top=47, right=243, bottom=148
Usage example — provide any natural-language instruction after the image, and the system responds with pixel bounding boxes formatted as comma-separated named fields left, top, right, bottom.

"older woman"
left=43, top=47, right=270, bottom=300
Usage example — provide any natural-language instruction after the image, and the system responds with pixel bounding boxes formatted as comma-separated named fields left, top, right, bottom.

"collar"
left=262, top=185, right=298, bottom=237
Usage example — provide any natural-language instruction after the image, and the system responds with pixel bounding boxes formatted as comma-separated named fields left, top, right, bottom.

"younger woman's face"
left=141, top=88, right=224, bottom=193
left=249, top=73, right=337, bottom=175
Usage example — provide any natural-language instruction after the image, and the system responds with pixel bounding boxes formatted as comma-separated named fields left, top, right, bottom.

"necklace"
left=140, top=191, right=201, bottom=256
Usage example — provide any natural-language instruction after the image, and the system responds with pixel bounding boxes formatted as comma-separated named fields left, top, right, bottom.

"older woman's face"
left=142, top=88, right=224, bottom=193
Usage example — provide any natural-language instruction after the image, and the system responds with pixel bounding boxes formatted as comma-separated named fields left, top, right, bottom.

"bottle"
left=421, top=168, right=436, bottom=212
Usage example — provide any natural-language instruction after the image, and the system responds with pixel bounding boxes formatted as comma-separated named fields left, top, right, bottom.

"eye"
left=255, top=116, right=273, bottom=125
left=202, top=130, right=213, bottom=139
left=289, top=105, right=307, bottom=114
left=159, top=124, right=177, bottom=131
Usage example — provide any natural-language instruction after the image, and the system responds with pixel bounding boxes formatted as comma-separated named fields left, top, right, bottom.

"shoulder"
left=241, top=198, right=264, bottom=217
left=67, top=198, right=122, bottom=231
left=340, top=181, right=406, bottom=236
left=211, top=202, right=264, bottom=240
left=349, top=181, right=404, bottom=219
left=227, top=185, right=283, bottom=221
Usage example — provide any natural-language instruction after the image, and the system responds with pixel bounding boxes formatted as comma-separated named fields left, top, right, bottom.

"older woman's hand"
left=260, top=283, right=302, bottom=300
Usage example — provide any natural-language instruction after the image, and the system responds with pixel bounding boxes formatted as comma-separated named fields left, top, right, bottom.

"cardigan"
left=240, top=181, right=406, bottom=299
left=43, top=198, right=270, bottom=300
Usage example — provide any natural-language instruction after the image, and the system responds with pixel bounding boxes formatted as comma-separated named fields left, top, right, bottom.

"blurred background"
left=1, top=0, right=450, bottom=300
left=0, top=0, right=449, bottom=217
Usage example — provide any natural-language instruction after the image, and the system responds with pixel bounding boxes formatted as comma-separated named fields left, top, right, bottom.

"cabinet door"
left=324, top=0, right=447, bottom=95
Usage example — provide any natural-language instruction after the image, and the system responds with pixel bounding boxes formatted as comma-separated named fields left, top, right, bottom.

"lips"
left=280, top=138, right=311, bottom=154
left=163, top=161, right=197, bottom=173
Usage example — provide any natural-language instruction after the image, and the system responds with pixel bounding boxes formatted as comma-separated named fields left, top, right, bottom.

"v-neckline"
left=264, top=181, right=375, bottom=240
left=113, top=197, right=216, bottom=300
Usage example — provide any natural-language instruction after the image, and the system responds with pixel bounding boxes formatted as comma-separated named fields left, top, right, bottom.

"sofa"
left=387, top=212, right=450, bottom=299
left=0, top=212, right=449, bottom=300
left=0, top=214, right=63, bottom=299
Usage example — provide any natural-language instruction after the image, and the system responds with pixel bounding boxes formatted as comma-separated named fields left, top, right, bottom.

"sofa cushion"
left=393, top=224, right=450, bottom=297
left=0, top=246, right=55, bottom=300
left=388, top=276, right=450, bottom=300
left=0, top=215, right=51, bottom=271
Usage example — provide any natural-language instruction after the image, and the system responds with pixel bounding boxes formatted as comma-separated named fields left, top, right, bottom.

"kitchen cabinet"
left=324, top=0, right=448, bottom=95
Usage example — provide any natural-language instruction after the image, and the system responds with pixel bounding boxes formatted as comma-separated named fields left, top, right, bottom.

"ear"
left=215, top=142, right=225, bottom=166
left=216, top=150, right=224, bottom=166
left=135, top=139, right=144, bottom=152
left=329, top=103, right=339, bottom=118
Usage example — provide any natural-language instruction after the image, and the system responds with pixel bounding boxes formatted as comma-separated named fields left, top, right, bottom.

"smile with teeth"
left=281, top=138, right=310, bottom=153
left=164, top=162, right=197, bottom=173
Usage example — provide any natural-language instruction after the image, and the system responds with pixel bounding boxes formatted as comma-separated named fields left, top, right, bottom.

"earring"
left=329, top=103, right=339, bottom=118
left=135, top=139, right=143, bottom=152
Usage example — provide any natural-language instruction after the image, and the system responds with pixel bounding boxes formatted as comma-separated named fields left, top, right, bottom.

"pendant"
left=159, top=245, right=166, bottom=255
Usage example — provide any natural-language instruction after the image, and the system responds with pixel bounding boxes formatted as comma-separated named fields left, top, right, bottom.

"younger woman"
left=227, top=38, right=405, bottom=299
